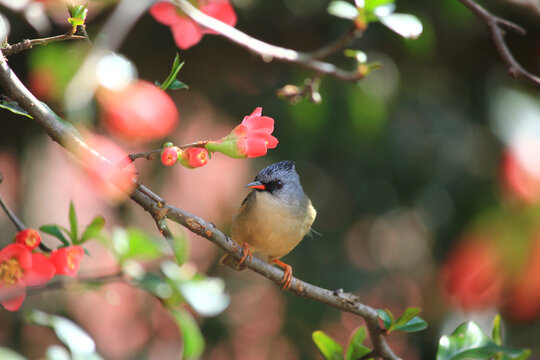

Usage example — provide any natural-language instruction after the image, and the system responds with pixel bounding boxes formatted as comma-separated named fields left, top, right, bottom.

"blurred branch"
left=0, top=51, right=400, bottom=360
left=126, top=141, right=209, bottom=163
left=457, top=0, right=540, bottom=86
left=173, top=0, right=365, bottom=82
left=2, top=32, right=87, bottom=57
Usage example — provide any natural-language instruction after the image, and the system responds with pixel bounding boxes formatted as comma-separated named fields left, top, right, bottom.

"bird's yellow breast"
left=231, top=191, right=316, bottom=261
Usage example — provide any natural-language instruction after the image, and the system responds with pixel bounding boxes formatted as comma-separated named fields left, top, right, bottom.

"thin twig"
left=0, top=51, right=401, bottom=360
left=172, top=0, right=364, bottom=82
left=310, top=25, right=361, bottom=60
left=457, top=0, right=540, bottom=86
left=2, top=32, right=87, bottom=57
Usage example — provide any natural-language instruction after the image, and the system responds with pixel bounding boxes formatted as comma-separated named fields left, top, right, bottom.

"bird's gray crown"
left=255, top=161, right=305, bottom=202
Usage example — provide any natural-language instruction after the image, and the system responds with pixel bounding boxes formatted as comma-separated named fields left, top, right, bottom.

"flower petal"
left=244, top=138, right=268, bottom=158
left=201, top=2, right=237, bottom=35
left=150, top=2, right=182, bottom=26
left=244, top=116, right=274, bottom=133
left=171, top=18, right=205, bottom=49
left=23, top=253, right=55, bottom=287
left=242, top=107, right=263, bottom=123
left=0, top=244, right=31, bottom=270
left=1, top=288, right=26, bottom=312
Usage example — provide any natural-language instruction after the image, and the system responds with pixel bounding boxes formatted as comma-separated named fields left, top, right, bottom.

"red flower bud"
left=15, top=229, right=41, bottom=251
left=179, top=148, right=209, bottom=168
left=97, top=80, right=179, bottom=143
left=49, top=246, right=85, bottom=277
left=161, top=146, right=180, bottom=166
left=206, top=107, right=278, bottom=158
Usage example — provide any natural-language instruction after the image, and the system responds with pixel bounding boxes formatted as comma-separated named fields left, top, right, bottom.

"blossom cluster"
left=0, top=229, right=84, bottom=311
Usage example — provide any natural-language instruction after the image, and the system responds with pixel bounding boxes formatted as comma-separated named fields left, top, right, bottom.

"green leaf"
left=69, top=4, right=88, bottom=20
left=0, top=347, right=28, bottom=360
left=45, top=346, right=71, bottom=360
left=379, top=13, right=423, bottom=39
left=40, top=224, right=70, bottom=246
left=171, top=308, right=205, bottom=360
left=394, top=316, right=428, bottom=333
left=79, top=216, right=105, bottom=244
left=394, top=307, right=421, bottom=328
left=328, top=1, right=358, bottom=20
left=0, top=99, right=33, bottom=119
left=437, top=321, right=531, bottom=360
left=26, top=310, right=101, bottom=358
left=159, top=54, right=188, bottom=91
left=492, top=314, right=502, bottom=346
left=365, top=0, right=395, bottom=13
left=377, top=309, right=394, bottom=332
left=346, top=327, right=371, bottom=360
left=172, top=232, right=189, bottom=265
left=69, top=201, right=78, bottom=244
left=344, top=49, right=367, bottom=63
left=112, top=228, right=163, bottom=262
left=312, top=330, right=343, bottom=360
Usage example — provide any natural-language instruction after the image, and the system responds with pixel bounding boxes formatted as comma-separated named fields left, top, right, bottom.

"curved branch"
left=2, top=32, right=87, bottom=57
left=0, top=51, right=400, bottom=360
left=172, top=0, right=364, bottom=82
left=457, top=0, right=540, bottom=86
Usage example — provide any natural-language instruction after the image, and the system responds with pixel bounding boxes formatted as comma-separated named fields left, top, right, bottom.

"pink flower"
left=150, top=0, right=237, bottom=49
left=0, top=244, right=55, bottom=311
left=179, top=148, right=209, bottom=168
left=206, top=107, right=278, bottom=158
left=15, top=229, right=41, bottom=251
left=49, top=246, right=85, bottom=277
left=97, top=80, right=179, bottom=143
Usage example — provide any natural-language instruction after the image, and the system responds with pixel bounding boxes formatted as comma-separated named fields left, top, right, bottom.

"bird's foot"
left=237, top=242, right=252, bottom=267
left=273, top=259, right=293, bottom=290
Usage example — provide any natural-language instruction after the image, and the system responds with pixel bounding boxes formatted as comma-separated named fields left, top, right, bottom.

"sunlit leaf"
left=40, top=224, right=70, bottom=246
left=0, top=347, right=27, bottom=360
left=79, top=216, right=105, bottom=244
left=394, top=307, right=421, bottom=327
left=69, top=201, right=78, bottom=244
left=171, top=308, right=205, bottom=360
left=45, top=346, right=71, bottom=360
left=345, top=326, right=371, bottom=360
left=27, top=310, right=101, bottom=358
left=112, top=228, right=164, bottom=262
left=0, top=99, right=32, bottom=118
left=179, top=277, right=230, bottom=316
left=379, top=13, right=423, bottom=39
left=394, top=316, right=428, bottom=333
left=344, top=49, right=367, bottom=63
left=365, top=0, right=395, bottom=12
left=312, top=330, right=343, bottom=360
left=437, top=321, right=531, bottom=360
left=328, top=1, right=358, bottom=20
left=492, top=314, right=503, bottom=346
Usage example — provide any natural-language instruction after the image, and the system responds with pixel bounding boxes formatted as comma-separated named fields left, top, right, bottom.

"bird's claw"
left=237, top=242, right=252, bottom=267
left=273, top=259, right=293, bottom=290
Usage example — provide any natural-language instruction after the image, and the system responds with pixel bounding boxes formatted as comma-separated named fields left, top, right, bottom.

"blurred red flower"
left=0, top=244, right=55, bottom=311
left=501, top=150, right=540, bottom=205
left=97, top=80, right=179, bottom=143
left=50, top=246, right=85, bottom=277
left=15, top=229, right=41, bottom=251
left=206, top=107, right=278, bottom=158
left=179, top=148, right=209, bottom=168
left=150, top=0, right=237, bottom=49
left=442, top=239, right=504, bottom=310
left=80, top=133, right=136, bottom=202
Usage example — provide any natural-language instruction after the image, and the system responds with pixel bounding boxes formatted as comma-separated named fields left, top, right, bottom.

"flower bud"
left=161, top=146, right=180, bottom=166
left=15, top=229, right=41, bottom=251
left=178, top=148, right=209, bottom=168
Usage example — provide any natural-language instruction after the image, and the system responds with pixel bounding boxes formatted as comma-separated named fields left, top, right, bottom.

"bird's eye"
left=274, top=180, right=283, bottom=190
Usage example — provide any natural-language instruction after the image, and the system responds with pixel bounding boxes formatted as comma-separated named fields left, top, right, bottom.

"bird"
left=220, top=160, right=316, bottom=290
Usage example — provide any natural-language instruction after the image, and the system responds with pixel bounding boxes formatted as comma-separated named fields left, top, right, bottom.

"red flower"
left=0, top=244, right=55, bottom=311
left=49, top=246, right=85, bottom=277
left=97, top=80, right=179, bottom=143
left=80, top=133, right=137, bottom=202
left=179, top=148, right=209, bottom=168
left=15, top=229, right=41, bottom=251
left=206, top=107, right=278, bottom=158
left=161, top=146, right=180, bottom=166
left=150, top=0, right=237, bottom=50
left=442, top=239, right=504, bottom=310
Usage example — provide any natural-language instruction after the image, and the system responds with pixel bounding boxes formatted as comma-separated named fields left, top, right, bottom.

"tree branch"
left=457, top=0, right=540, bottom=86
left=2, top=32, right=87, bottom=57
left=0, top=51, right=400, bottom=360
left=172, top=0, right=365, bottom=82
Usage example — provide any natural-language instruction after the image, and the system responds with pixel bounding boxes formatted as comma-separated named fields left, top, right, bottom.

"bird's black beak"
left=245, top=181, right=266, bottom=190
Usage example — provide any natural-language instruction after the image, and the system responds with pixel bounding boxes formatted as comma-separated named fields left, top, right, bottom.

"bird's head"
left=245, top=160, right=305, bottom=202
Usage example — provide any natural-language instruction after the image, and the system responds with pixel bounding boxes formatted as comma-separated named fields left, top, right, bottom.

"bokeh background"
left=2, top=0, right=540, bottom=359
